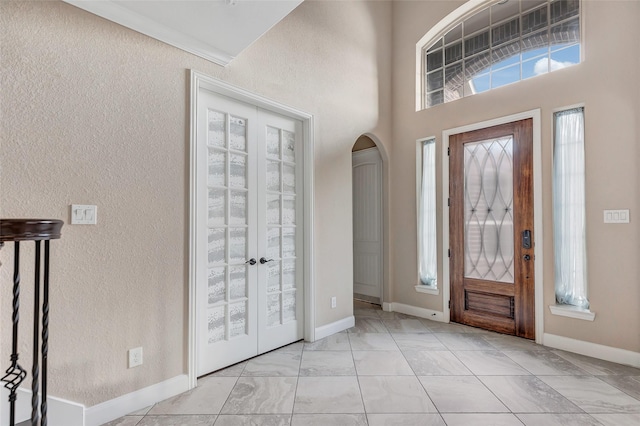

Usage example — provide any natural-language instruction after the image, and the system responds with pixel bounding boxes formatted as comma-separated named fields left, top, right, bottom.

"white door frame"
left=188, top=70, right=315, bottom=389
left=441, top=109, right=544, bottom=344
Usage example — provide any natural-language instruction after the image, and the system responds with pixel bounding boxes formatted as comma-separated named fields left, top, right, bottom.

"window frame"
left=419, top=0, right=582, bottom=110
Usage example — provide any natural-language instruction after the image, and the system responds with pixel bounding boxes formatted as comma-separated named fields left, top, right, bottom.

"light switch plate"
left=603, top=209, right=629, bottom=224
left=71, top=204, right=97, bottom=225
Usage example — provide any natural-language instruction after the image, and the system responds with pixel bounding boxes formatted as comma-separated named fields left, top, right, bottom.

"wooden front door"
left=449, top=119, right=535, bottom=339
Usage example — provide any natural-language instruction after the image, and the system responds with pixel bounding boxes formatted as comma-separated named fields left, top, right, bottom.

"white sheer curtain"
left=419, top=139, right=437, bottom=287
left=553, top=107, right=589, bottom=309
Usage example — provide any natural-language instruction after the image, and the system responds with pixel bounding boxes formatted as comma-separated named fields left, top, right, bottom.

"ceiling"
left=63, top=0, right=304, bottom=66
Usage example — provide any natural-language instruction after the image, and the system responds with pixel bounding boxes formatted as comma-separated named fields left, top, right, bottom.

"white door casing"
left=189, top=71, right=314, bottom=384
left=352, top=148, right=383, bottom=301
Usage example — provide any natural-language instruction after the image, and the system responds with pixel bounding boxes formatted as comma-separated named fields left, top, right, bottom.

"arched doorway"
left=352, top=135, right=384, bottom=305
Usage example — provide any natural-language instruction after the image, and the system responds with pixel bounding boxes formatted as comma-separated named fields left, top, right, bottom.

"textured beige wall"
left=391, top=0, right=640, bottom=351
left=0, top=0, right=392, bottom=406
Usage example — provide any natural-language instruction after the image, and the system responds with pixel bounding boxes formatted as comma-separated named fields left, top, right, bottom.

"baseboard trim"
left=383, top=302, right=445, bottom=322
left=543, top=333, right=640, bottom=368
left=84, top=374, right=189, bottom=426
left=1, top=388, right=84, bottom=426
left=314, top=316, right=355, bottom=341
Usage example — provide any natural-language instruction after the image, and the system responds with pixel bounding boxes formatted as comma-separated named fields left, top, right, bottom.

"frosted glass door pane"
left=229, top=301, right=247, bottom=337
left=229, top=191, right=247, bottom=225
left=283, top=291, right=296, bottom=323
left=282, top=197, right=295, bottom=225
left=283, top=164, right=296, bottom=194
left=229, top=116, right=247, bottom=152
left=267, top=161, right=281, bottom=192
left=208, top=267, right=226, bottom=304
left=208, top=188, right=226, bottom=226
left=267, top=126, right=280, bottom=158
left=267, top=294, right=281, bottom=327
left=464, top=136, right=515, bottom=283
left=208, top=149, right=226, bottom=187
left=282, top=228, right=296, bottom=258
left=267, top=227, right=281, bottom=259
left=229, top=154, right=247, bottom=189
left=229, top=228, right=247, bottom=263
left=229, top=266, right=247, bottom=299
left=208, top=110, right=225, bottom=148
left=282, top=131, right=295, bottom=162
left=282, top=259, right=296, bottom=290
left=208, top=306, right=225, bottom=344
left=267, top=194, right=280, bottom=225
left=208, top=228, right=226, bottom=265
left=267, top=261, right=281, bottom=293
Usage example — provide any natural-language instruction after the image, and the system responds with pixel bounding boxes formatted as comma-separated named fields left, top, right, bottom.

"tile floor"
left=105, top=301, right=640, bottom=426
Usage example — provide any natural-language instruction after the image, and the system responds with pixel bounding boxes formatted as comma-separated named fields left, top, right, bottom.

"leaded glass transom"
left=464, top=136, right=515, bottom=283
left=423, top=0, right=580, bottom=108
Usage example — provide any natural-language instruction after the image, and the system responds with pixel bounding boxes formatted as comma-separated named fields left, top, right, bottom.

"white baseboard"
left=314, top=316, right=355, bottom=340
left=85, top=374, right=189, bottom=426
left=1, top=388, right=84, bottom=426
left=2, top=375, right=190, bottom=426
left=543, top=333, right=640, bottom=368
left=383, top=302, right=445, bottom=322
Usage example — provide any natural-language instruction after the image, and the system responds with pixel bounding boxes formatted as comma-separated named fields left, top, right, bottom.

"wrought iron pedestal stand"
left=1, top=219, right=63, bottom=426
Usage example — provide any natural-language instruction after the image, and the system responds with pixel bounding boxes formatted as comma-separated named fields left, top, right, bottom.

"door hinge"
left=447, top=147, right=450, bottom=156
left=448, top=198, right=450, bottom=207
left=448, top=248, right=451, bottom=258
left=448, top=300, right=451, bottom=309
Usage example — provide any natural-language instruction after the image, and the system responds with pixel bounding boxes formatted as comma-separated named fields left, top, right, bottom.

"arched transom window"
left=422, top=0, right=580, bottom=109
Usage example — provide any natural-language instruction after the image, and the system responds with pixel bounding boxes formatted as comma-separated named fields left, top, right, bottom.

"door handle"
left=245, top=258, right=257, bottom=266
left=523, top=254, right=531, bottom=261
left=522, top=230, right=532, bottom=249
left=260, top=257, right=274, bottom=264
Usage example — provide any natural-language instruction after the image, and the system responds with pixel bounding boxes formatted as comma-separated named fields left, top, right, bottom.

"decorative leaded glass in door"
left=463, top=136, right=515, bottom=283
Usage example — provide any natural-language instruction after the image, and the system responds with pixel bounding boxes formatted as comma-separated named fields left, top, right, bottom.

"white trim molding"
left=188, top=70, right=315, bottom=387
left=1, top=388, right=84, bottom=426
left=549, top=304, right=596, bottom=321
left=314, top=316, right=355, bottom=341
left=544, top=334, right=640, bottom=368
left=85, top=375, right=189, bottom=426
left=415, top=285, right=439, bottom=296
left=383, top=302, right=445, bottom=323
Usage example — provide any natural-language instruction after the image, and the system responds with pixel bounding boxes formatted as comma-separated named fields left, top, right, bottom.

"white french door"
left=196, top=90, right=304, bottom=376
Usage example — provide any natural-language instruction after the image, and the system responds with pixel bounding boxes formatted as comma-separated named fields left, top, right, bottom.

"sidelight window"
left=418, top=139, right=438, bottom=289
left=553, top=107, right=589, bottom=309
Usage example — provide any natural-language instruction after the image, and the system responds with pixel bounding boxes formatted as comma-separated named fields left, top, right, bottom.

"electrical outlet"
left=331, top=296, right=337, bottom=308
left=128, top=347, right=143, bottom=368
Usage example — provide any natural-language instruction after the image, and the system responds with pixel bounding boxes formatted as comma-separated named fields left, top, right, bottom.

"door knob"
left=523, top=254, right=531, bottom=261
left=245, top=258, right=257, bottom=266
left=260, top=257, right=274, bottom=264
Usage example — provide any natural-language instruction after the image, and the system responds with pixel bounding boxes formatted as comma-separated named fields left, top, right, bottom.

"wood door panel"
left=450, top=118, right=535, bottom=339
left=462, top=310, right=515, bottom=335
left=465, top=290, right=515, bottom=319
